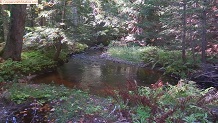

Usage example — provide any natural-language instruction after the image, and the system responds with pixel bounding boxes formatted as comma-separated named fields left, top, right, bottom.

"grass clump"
left=107, top=46, right=145, bottom=63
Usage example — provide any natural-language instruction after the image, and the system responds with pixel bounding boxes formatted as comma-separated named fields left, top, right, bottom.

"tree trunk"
left=1, top=5, right=9, bottom=43
left=40, top=17, right=46, bottom=26
left=29, top=4, right=35, bottom=27
left=190, top=30, right=196, bottom=63
left=72, top=1, right=78, bottom=26
left=60, top=0, right=67, bottom=29
left=53, top=36, right=63, bottom=61
left=201, top=2, right=207, bottom=64
left=182, top=0, right=187, bottom=63
left=188, top=12, right=195, bottom=63
left=2, top=5, right=27, bottom=61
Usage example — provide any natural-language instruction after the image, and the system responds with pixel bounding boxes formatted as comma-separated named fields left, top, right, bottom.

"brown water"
left=33, top=50, right=177, bottom=95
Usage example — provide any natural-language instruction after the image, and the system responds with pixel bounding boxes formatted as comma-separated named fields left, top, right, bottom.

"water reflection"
left=33, top=50, right=176, bottom=95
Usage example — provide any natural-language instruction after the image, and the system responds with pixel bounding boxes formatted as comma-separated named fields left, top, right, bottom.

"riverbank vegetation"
left=0, top=43, right=88, bottom=82
left=108, top=46, right=203, bottom=78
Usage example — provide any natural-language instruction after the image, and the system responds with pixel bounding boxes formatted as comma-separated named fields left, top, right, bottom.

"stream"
left=2, top=50, right=179, bottom=123
left=33, top=49, right=177, bottom=96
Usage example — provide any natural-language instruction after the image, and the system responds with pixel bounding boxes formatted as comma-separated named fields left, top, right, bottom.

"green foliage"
left=107, top=46, right=145, bottom=63
left=49, top=90, right=115, bottom=122
left=110, top=80, right=217, bottom=122
left=133, top=106, right=150, bottom=123
left=24, top=26, right=88, bottom=54
left=21, top=51, right=57, bottom=72
left=8, top=83, right=71, bottom=104
left=107, top=46, right=200, bottom=77
left=0, top=59, right=22, bottom=81
left=23, top=27, right=66, bottom=49
left=73, top=42, right=88, bottom=53
left=0, top=50, right=59, bottom=82
left=4, top=82, right=115, bottom=122
left=141, top=46, right=201, bottom=77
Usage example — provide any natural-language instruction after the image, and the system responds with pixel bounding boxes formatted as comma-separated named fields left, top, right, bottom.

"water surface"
left=33, top=50, right=177, bottom=95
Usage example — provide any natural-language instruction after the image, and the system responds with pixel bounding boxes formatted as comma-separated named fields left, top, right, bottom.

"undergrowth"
left=107, top=80, right=218, bottom=123
left=3, top=83, right=118, bottom=122
left=48, top=90, right=116, bottom=122
left=3, top=80, right=218, bottom=122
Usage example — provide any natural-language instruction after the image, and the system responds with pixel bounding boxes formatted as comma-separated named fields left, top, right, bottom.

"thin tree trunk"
left=30, top=4, right=35, bottom=27
left=60, top=0, right=66, bottom=29
left=182, top=0, right=187, bottom=63
left=72, top=0, right=78, bottom=26
left=201, top=1, right=207, bottom=64
left=2, top=5, right=27, bottom=61
left=53, top=36, right=63, bottom=61
left=1, top=5, right=9, bottom=42
left=188, top=12, right=196, bottom=63
left=190, top=31, right=196, bottom=63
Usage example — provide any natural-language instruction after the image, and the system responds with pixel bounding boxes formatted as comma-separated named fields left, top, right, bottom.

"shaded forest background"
left=0, top=0, right=217, bottom=63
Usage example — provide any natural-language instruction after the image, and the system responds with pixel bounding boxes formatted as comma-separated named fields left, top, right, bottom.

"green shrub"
left=0, top=50, right=61, bottom=82
left=0, top=59, right=22, bottom=81
left=73, top=42, right=88, bottom=53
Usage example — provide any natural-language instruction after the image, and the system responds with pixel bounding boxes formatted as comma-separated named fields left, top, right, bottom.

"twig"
left=107, top=105, right=117, bottom=117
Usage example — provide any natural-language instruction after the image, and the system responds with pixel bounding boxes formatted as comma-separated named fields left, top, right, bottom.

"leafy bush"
left=0, top=59, right=22, bottom=81
left=0, top=50, right=59, bottom=82
left=23, top=27, right=65, bottom=49
left=72, top=42, right=88, bottom=53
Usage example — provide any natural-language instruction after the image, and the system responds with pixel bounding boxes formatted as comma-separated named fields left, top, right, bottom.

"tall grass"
left=107, top=46, right=201, bottom=77
left=107, top=46, right=146, bottom=63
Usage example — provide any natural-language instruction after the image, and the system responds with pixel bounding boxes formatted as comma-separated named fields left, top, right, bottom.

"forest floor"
left=0, top=82, right=133, bottom=123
